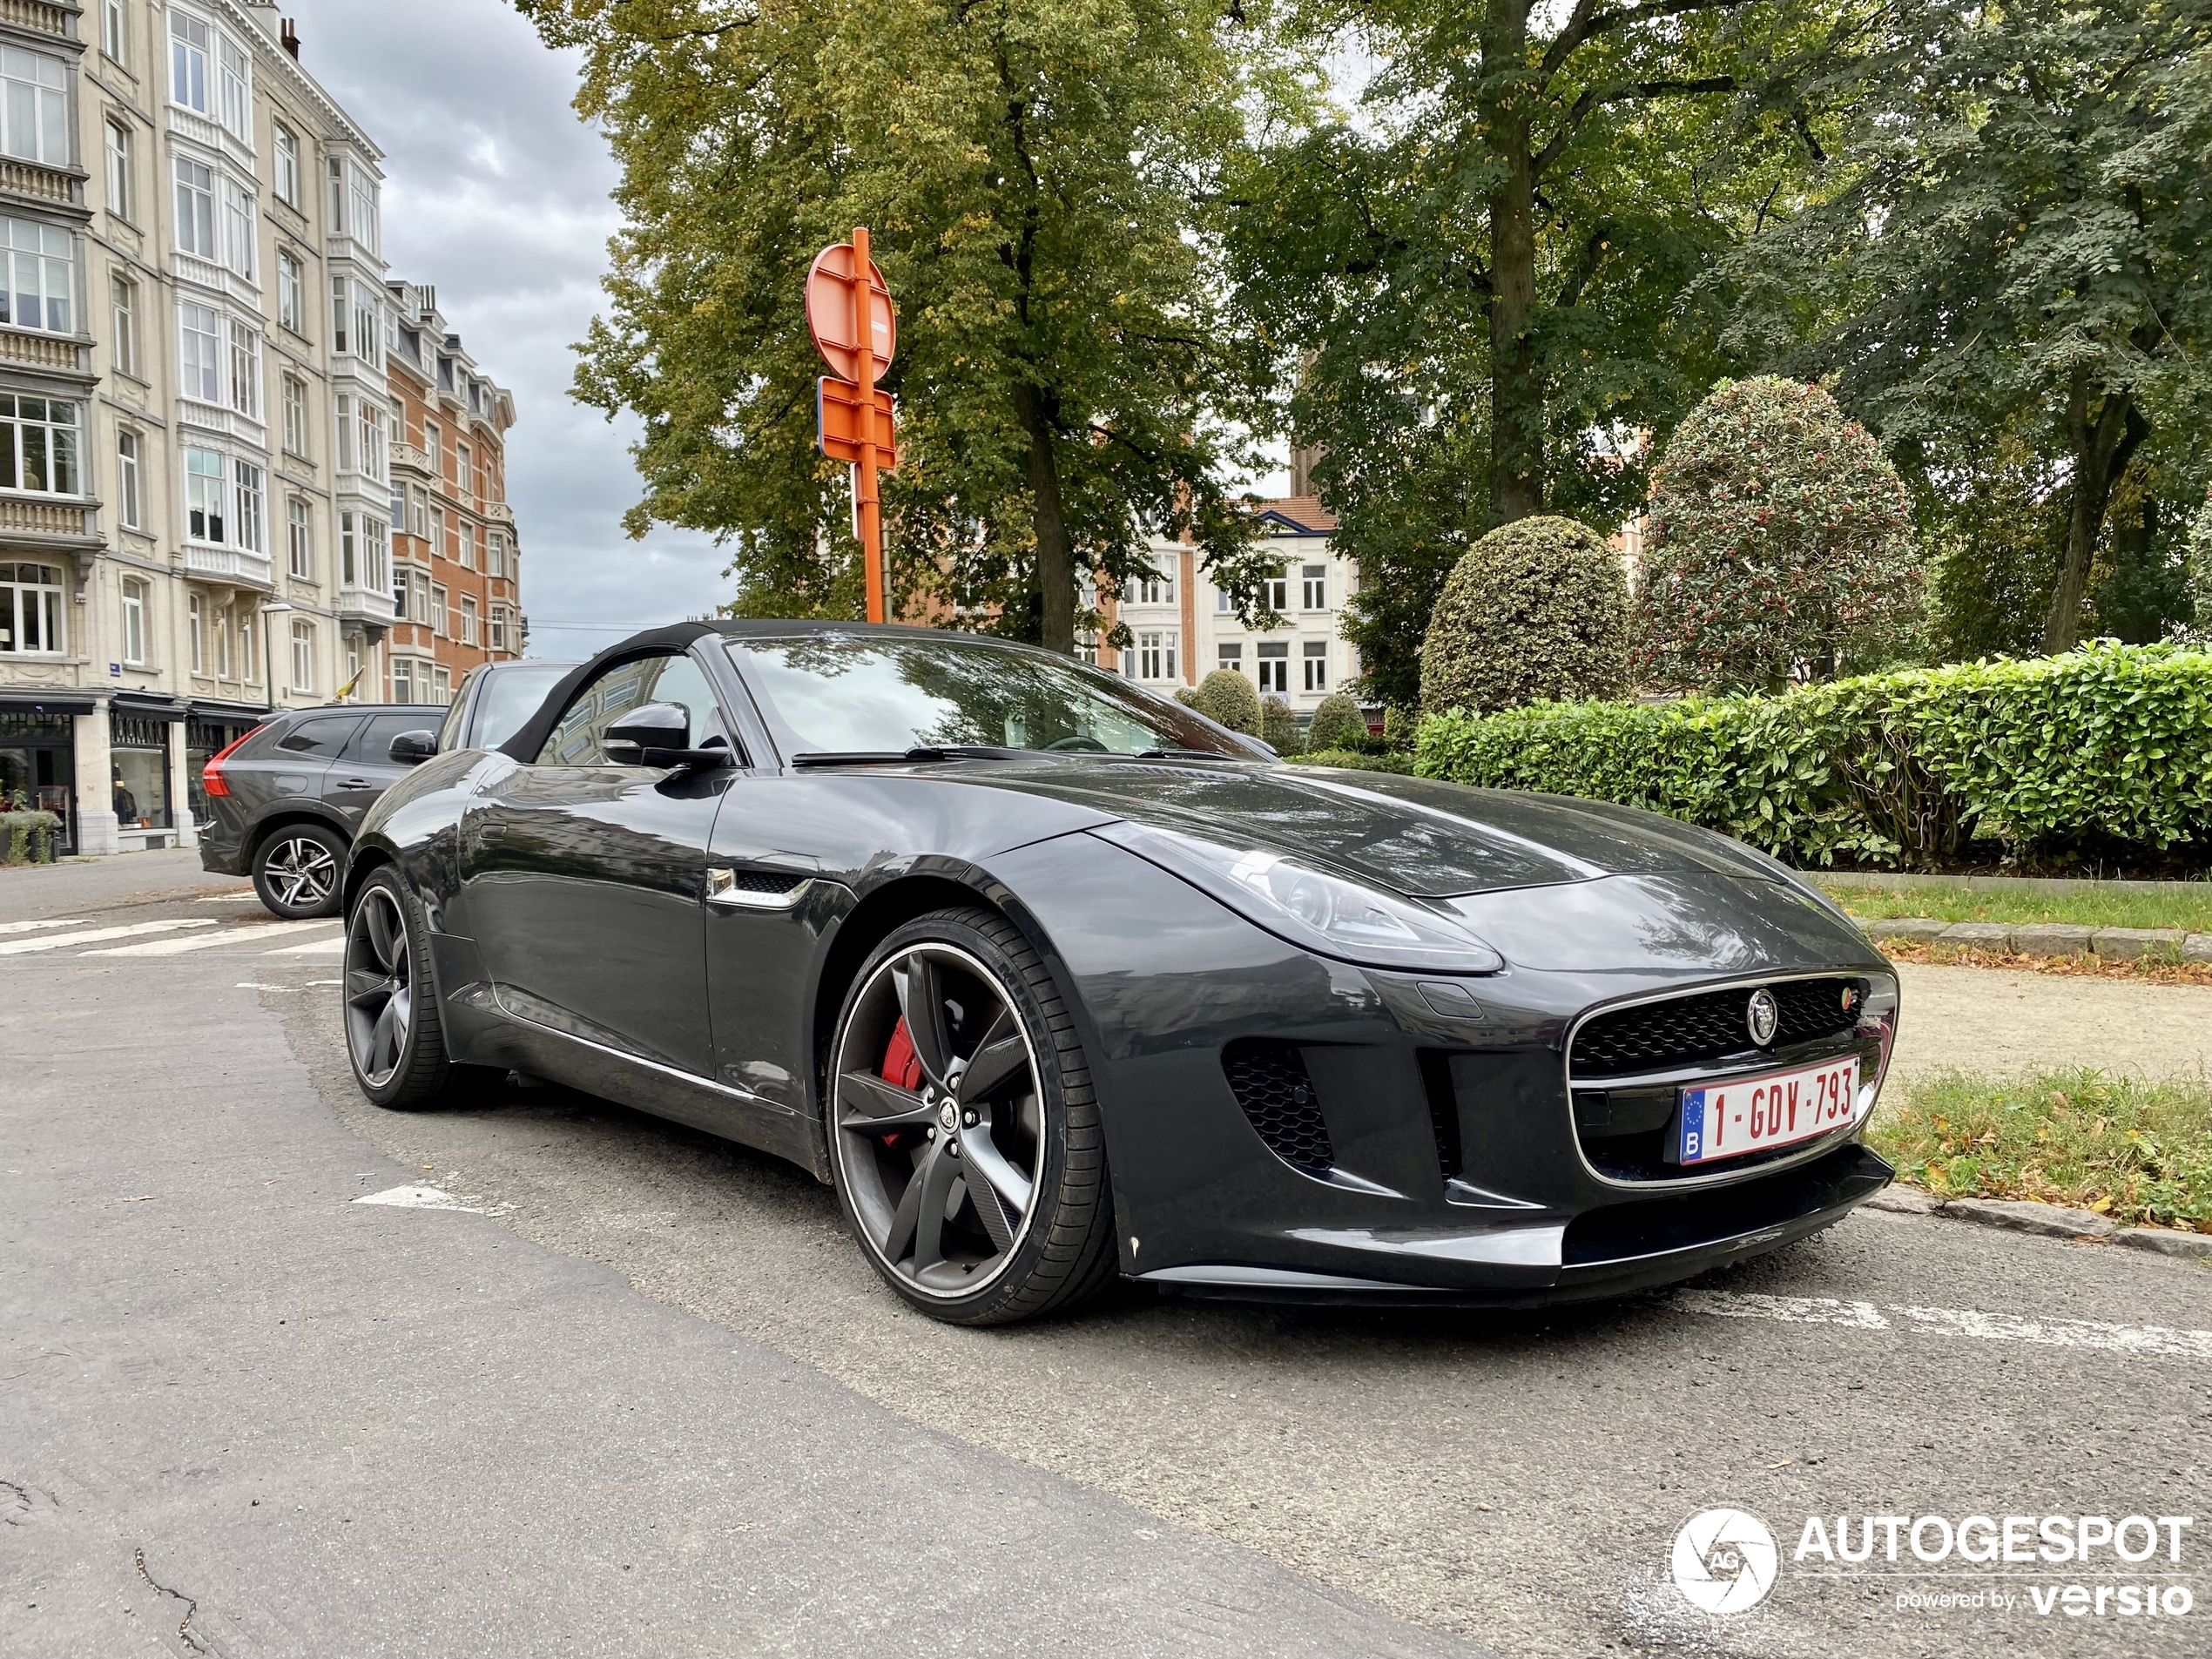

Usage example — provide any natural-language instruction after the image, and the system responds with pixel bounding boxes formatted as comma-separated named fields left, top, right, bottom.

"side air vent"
left=727, top=870, right=804, bottom=894
left=1417, top=1050, right=1464, bottom=1180
left=1223, top=1040, right=1333, bottom=1175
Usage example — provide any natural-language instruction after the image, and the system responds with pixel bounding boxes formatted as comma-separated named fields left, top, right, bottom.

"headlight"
left=1090, top=821, right=1505, bottom=974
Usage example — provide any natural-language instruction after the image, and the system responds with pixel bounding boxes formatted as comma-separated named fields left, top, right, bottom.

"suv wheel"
left=253, top=824, right=346, bottom=919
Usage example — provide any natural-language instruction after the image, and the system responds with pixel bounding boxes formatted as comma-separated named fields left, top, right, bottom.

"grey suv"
left=199, top=705, right=444, bottom=918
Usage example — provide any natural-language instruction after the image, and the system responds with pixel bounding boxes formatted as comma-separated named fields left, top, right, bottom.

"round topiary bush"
left=1193, top=667, right=1262, bottom=734
left=1419, top=515, right=1630, bottom=716
left=1306, top=691, right=1366, bottom=752
left=1259, top=695, right=1303, bottom=754
left=1635, top=376, right=1922, bottom=690
left=1172, top=685, right=1202, bottom=709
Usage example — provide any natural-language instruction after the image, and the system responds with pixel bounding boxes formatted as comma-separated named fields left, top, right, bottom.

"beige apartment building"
left=0, top=0, right=521, bottom=857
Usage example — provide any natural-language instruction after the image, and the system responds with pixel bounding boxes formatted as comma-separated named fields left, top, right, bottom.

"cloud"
left=293, top=0, right=730, bottom=661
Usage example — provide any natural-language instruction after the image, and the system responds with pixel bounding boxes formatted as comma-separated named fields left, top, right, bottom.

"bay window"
left=233, top=459, right=265, bottom=554
left=218, top=32, right=250, bottom=141
left=0, top=217, right=73, bottom=334
left=488, top=531, right=508, bottom=578
left=0, top=395, right=78, bottom=494
left=170, top=11, right=210, bottom=113
left=173, top=158, right=215, bottom=259
left=221, top=178, right=255, bottom=280
left=0, top=47, right=67, bottom=165
left=178, top=302, right=221, bottom=402
left=363, top=516, right=388, bottom=593
left=227, top=321, right=260, bottom=419
left=334, top=392, right=354, bottom=469
left=358, top=399, right=386, bottom=481
left=184, top=447, right=225, bottom=542
left=0, top=560, right=64, bottom=654
left=341, top=509, right=357, bottom=583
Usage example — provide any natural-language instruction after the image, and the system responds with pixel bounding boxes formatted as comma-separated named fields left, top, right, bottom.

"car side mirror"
left=388, top=729, right=439, bottom=765
left=602, top=702, right=732, bottom=771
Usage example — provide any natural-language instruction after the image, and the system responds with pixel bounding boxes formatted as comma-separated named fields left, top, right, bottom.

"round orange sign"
left=805, top=243, right=895, bottom=386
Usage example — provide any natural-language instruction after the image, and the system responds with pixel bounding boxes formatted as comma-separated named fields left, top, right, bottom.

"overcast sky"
left=291, top=0, right=1291, bottom=661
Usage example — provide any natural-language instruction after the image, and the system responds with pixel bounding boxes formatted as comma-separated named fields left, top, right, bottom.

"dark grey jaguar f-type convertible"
left=343, top=620, right=1898, bottom=1325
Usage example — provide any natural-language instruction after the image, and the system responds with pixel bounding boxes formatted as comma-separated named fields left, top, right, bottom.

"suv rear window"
left=273, top=714, right=363, bottom=756
left=345, top=711, right=439, bottom=762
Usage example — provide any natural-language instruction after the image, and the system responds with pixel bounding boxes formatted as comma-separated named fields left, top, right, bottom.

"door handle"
left=335, top=777, right=373, bottom=789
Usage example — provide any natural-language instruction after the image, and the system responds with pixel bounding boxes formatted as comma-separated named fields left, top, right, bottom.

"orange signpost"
left=806, top=228, right=897, bottom=624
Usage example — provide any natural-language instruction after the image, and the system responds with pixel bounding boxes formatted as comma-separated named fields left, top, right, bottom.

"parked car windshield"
left=466, top=662, right=577, bottom=752
left=728, top=633, right=1252, bottom=759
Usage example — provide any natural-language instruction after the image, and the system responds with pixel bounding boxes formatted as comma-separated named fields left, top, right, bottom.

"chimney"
left=280, top=18, right=300, bottom=57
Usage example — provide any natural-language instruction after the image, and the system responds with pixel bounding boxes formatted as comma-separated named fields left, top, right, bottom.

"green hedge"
left=1413, top=643, right=2212, bottom=868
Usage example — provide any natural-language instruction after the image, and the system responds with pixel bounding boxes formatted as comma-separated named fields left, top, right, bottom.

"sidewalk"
left=0, top=846, right=244, bottom=921
left=1887, top=960, right=2212, bottom=1088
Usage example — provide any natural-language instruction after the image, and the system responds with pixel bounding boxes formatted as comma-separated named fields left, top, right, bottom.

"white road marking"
left=88, top=919, right=338, bottom=956
left=264, top=934, right=345, bottom=957
left=0, top=919, right=215, bottom=955
left=353, top=1184, right=482, bottom=1214
left=193, top=892, right=259, bottom=901
left=0, top=917, right=89, bottom=936
left=1675, top=1289, right=2212, bottom=1360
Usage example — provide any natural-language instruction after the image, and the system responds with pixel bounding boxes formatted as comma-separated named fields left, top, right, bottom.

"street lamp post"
left=260, top=602, right=295, bottom=712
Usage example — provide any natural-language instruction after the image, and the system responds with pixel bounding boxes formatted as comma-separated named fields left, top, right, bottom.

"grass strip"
left=1869, top=1067, right=2212, bottom=1231
left=1821, top=881, right=2212, bottom=934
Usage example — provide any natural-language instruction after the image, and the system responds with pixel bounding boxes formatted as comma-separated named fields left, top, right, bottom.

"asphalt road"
left=6, top=854, right=2209, bottom=1659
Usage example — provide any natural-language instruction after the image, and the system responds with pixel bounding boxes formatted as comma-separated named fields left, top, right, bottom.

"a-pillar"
left=72, top=698, right=118, bottom=857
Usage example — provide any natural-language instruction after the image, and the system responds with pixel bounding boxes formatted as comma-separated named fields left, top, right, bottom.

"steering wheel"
left=1042, top=736, right=1109, bottom=752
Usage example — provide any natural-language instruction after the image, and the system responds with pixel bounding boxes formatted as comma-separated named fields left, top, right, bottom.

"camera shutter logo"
left=1671, top=1508, right=1779, bottom=1615
left=1746, top=988, right=1780, bottom=1048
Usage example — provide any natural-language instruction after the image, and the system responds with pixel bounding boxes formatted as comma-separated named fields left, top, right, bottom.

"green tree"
left=1259, top=695, right=1304, bottom=753
left=1420, top=515, right=1630, bottom=714
left=1741, top=0, right=2212, bottom=653
left=1305, top=690, right=1366, bottom=750
left=519, top=0, right=1291, bottom=650
left=1634, top=377, right=1920, bottom=689
left=1193, top=667, right=1263, bottom=733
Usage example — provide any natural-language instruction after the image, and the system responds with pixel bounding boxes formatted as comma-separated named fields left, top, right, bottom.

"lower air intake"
left=1223, top=1039, right=1333, bottom=1175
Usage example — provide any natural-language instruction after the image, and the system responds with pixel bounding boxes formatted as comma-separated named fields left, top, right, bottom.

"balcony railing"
left=0, top=495, right=87, bottom=536
left=184, top=544, right=275, bottom=589
left=0, top=0, right=71, bottom=37
left=483, top=501, right=516, bottom=527
left=0, top=327, right=82, bottom=372
left=0, top=158, right=74, bottom=205
left=389, top=440, right=430, bottom=475
left=336, top=585, right=396, bottom=624
left=176, top=398, right=269, bottom=447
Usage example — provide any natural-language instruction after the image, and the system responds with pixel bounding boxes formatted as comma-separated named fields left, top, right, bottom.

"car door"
left=242, top=712, right=363, bottom=832
left=461, top=648, right=740, bottom=1078
left=324, top=710, right=441, bottom=833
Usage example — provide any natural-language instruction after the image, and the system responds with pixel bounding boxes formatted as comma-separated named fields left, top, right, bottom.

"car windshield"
left=729, top=633, right=1253, bottom=759
left=472, top=663, right=577, bottom=752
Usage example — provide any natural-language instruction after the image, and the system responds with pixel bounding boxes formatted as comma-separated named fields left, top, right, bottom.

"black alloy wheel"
left=828, top=907, right=1118, bottom=1325
left=254, top=824, right=346, bottom=919
left=344, top=867, right=466, bottom=1110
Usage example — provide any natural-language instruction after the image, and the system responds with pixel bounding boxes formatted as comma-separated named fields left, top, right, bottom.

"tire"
left=253, top=822, right=347, bottom=919
left=826, top=907, right=1119, bottom=1325
left=344, top=867, right=469, bottom=1111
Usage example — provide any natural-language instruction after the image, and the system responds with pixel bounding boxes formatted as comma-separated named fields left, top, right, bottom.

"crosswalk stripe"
left=0, top=919, right=217, bottom=956
left=90, top=920, right=340, bottom=957
left=265, top=935, right=346, bottom=957
left=0, top=917, right=90, bottom=936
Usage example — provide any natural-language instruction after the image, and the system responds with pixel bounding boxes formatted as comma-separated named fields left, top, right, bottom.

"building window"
left=407, top=484, right=428, bottom=539
left=489, top=604, right=509, bottom=651
left=179, top=302, right=221, bottom=402
left=390, top=657, right=412, bottom=704
left=1301, top=564, right=1327, bottom=610
left=1256, top=640, right=1290, bottom=693
left=217, top=31, right=250, bottom=139
left=236, top=598, right=254, bottom=682
left=290, top=617, right=314, bottom=693
left=341, top=511, right=360, bottom=584
left=433, top=664, right=450, bottom=704
left=221, top=178, right=254, bottom=280
left=287, top=498, right=310, bottom=579
left=105, top=121, right=132, bottom=221
left=344, top=632, right=360, bottom=689
left=429, top=583, right=447, bottom=637
left=102, top=0, right=126, bottom=65
left=459, top=594, right=479, bottom=646
left=281, top=374, right=307, bottom=457
left=363, top=516, right=388, bottom=593
left=333, top=392, right=353, bottom=469
left=0, top=218, right=72, bottom=334
left=422, top=418, right=439, bottom=472
left=1217, top=642, right=1242, bottom=671
left=1130, top=630, right=1176, bottom=681
left=185, top=447, right=225, bottom=541
left=1128, top=574, right=1171, bottom=606
left=121, top=577, right=147, bottom=665
left=488, top=531, right=508, bottom=579
left=170, top=11, right=210, bottom=112
left=348, top=165, right=378, bottom=253
left=1263, top=570, right=1290, bottom=613
left=212, top=606, right=229, bottom=677
left=174, top=157, right=216, bottom=260
left=0, top=396, right=78, bottom=495
left=1302, top=638, right=1327, bottom=691
left=188, top=593, right=204, bottom=672
left=456, top=519, right=474, bottom=570
left=117, top=429, right=141, bottom=528
left=273, top=124, right=300, bottom=207
left=428, top=503, right=443, bottom=558
left=358, top=400, right=386, bottom=481
left=353, top=281, right=381, bottom=367
left=411, top=570, right=430, bottom=628
left=329, top=274, right=347, bottom=354
left=278, top=251, right=303, bottom=333
left=226, top=322, right=260, bottom=419
left=0, top=48, right=67, bottom=165
left=110, top=274, right=137, bottom=376
left=456, top=441, right=471, bottom=498
left=0, top=559, right=64, bottom=654
left=233, top=460, right=265, bottom=554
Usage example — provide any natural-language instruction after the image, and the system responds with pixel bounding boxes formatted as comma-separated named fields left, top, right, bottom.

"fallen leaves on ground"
left=1877, top=941, right=2212, bottom=986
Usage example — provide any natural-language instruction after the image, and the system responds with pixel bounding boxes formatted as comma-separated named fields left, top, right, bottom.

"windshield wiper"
left=1132, top=747, right=1239, bottom=761
left=789, top=748, right=948, bottom=766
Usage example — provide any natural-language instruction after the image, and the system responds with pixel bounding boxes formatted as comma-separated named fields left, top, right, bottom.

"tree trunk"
left=1484, top=0, right=1542, bottom=525
left=1015, top=383, right=1076, bottom=652
left=2041, top=373, right=2141, bottom=655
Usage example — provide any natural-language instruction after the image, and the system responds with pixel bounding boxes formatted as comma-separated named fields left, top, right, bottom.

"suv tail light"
left=201, top=726, right=260, bottom=799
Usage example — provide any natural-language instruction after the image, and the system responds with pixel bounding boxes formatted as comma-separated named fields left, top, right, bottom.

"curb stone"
left=2111, top=1227, right=2212, bottom=1261
left=1940, top=1197, right=2114, bottom=1239
left=2091, top=927, right=2185, bottom=961
left=1865, top=918, right=1949, bottom=944
left=2010, top=921, right=2094, bottom=956
left=1857, top=915, right=2212, bottom=961
left=1865, top=1186, right=2212, bottom=1261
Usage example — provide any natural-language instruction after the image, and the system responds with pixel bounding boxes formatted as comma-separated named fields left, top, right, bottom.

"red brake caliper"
left=877, top=1017, right=924, bottom=1149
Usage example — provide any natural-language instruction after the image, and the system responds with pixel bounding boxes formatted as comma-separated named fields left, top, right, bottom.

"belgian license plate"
left=1678, top=1056, right=1860, bottom=1166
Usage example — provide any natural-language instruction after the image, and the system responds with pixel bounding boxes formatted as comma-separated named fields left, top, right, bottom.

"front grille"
left=1570, top=977, right=1863, bottom=1080
left=1224, top=1040, right=1333, bottom=1175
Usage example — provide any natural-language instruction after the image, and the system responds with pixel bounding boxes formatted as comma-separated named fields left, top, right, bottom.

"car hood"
left=964, top=758, right=1791, bottom=898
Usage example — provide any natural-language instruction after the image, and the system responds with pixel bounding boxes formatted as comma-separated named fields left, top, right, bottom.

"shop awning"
left=0, top=690, right=96, bottom=717
left=111, top=692, right=186, bottom=722
left=185, top=698, right=276, bottom=721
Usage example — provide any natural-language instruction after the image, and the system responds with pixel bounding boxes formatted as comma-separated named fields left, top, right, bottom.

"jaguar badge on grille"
left=1746, top=988, right=1779, bottom=1047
